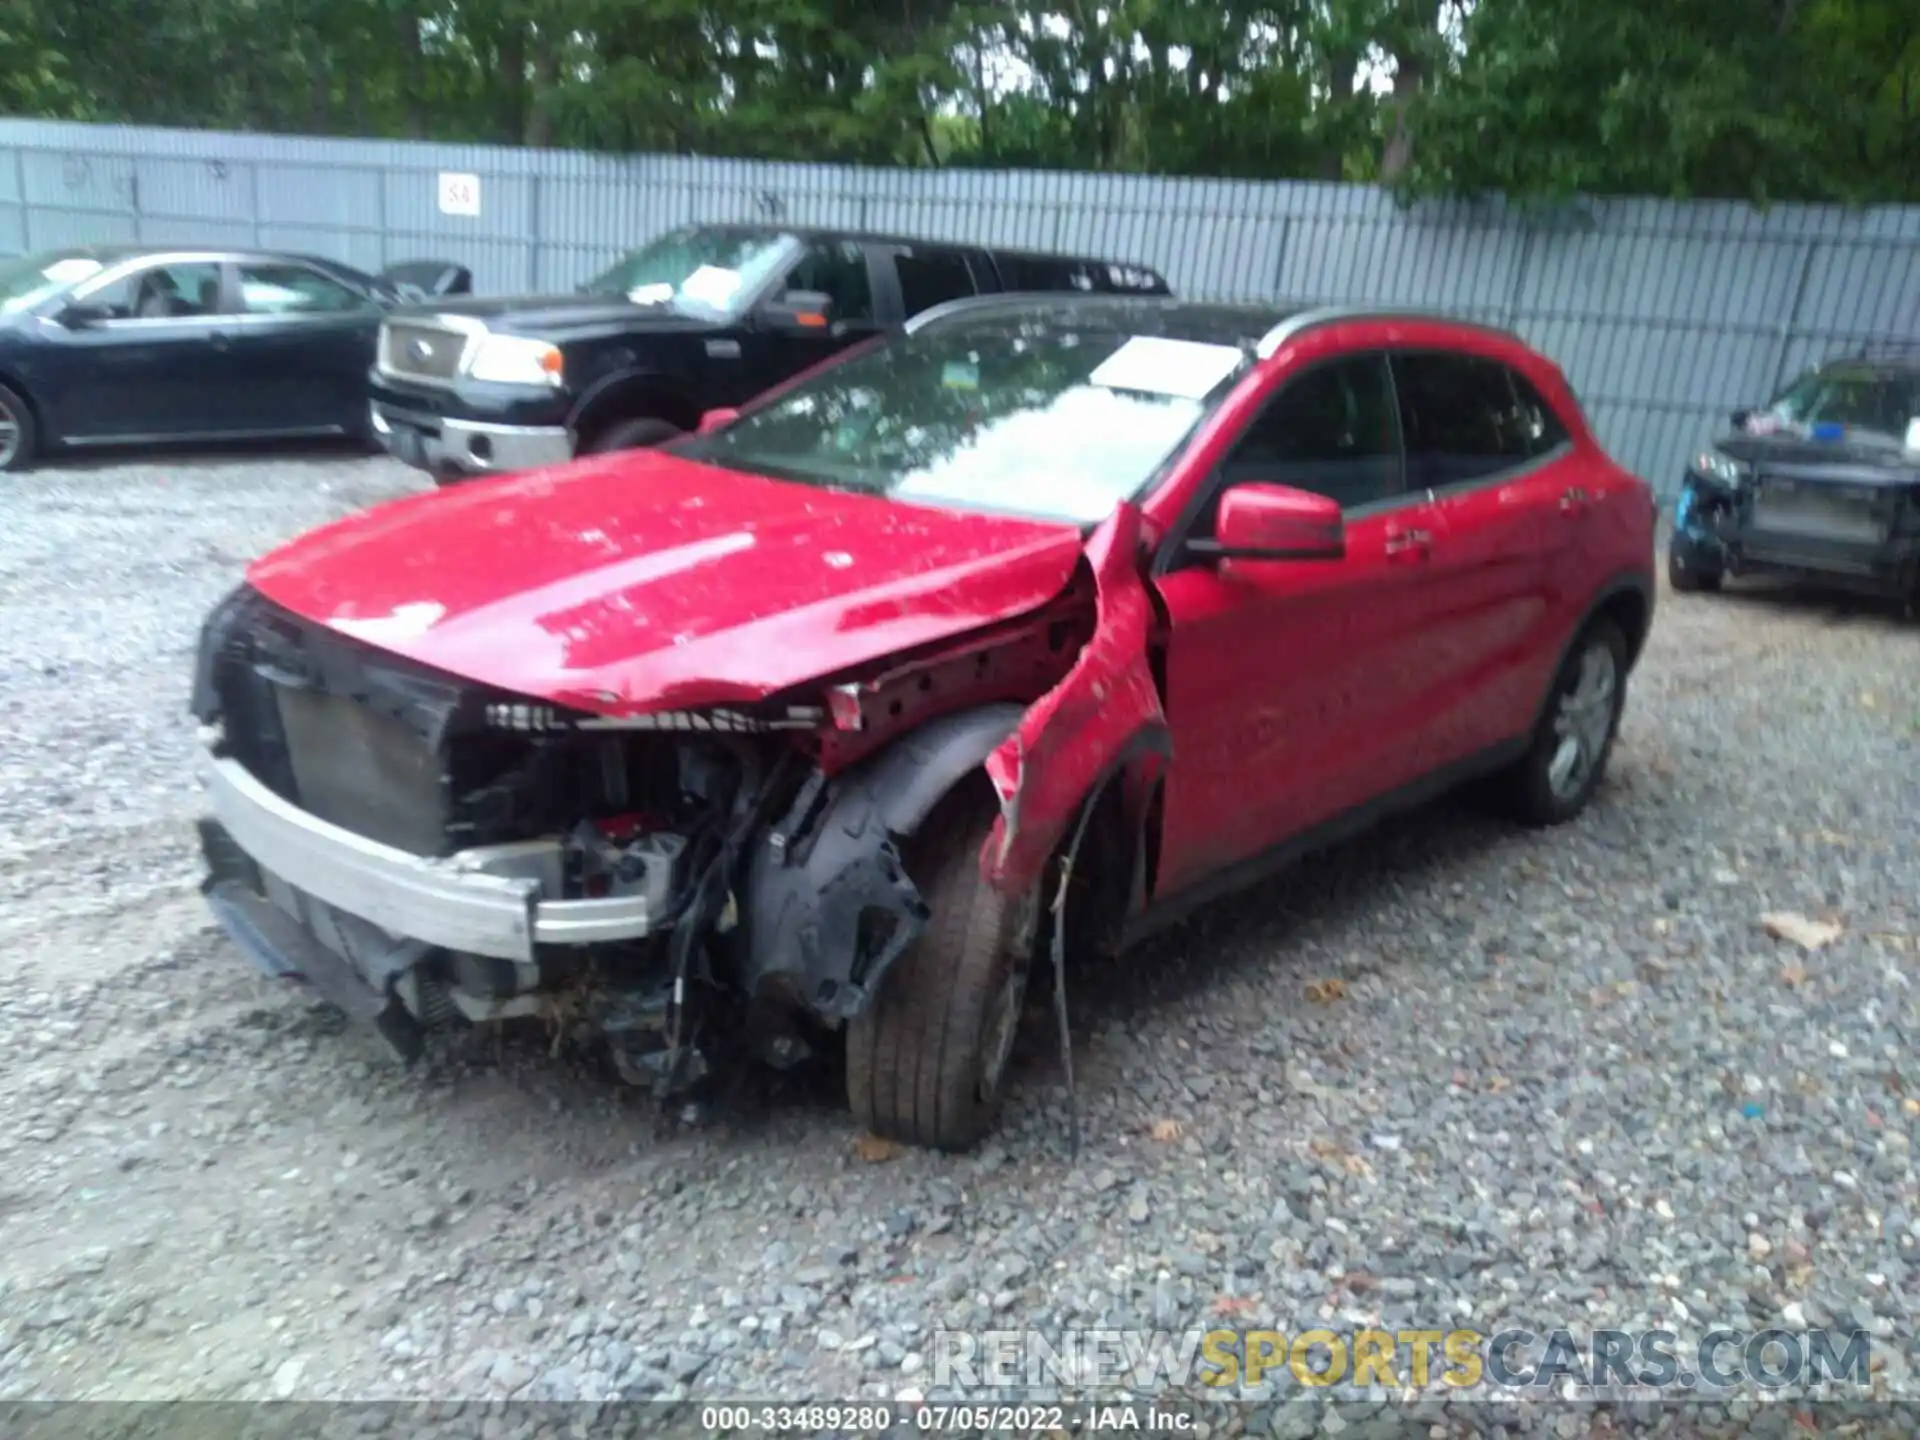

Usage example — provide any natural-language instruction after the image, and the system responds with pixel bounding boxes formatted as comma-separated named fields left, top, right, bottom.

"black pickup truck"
left=367, top=223, right=1171, bottom=483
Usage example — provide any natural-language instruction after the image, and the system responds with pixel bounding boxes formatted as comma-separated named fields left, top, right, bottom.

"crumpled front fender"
left=981, top=501, right=1170, bottom=895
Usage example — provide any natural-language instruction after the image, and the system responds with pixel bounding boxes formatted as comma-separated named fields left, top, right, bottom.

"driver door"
left=1150, top=350, right=1446, bottom=897
left=37, top=257, right=239, bottom=441
left=743, top=239, right=886, bottom=400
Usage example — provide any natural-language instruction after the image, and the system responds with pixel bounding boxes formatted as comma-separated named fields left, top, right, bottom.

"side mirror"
left=697, top=407, right=739, bottom=435
left=1189, top=483, right=1345, bottom=565
left=761, top=289, right=833, bottom=334
left=59, top=301, right=111, bottom=328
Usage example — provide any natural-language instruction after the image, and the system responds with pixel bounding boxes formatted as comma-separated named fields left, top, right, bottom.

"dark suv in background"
left=367, top=224, right=1171, bottom=483
left=1671, top=347, right=1920, bottom=605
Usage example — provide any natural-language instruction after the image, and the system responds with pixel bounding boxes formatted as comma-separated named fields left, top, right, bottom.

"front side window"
left=582, top=227, right=799, bottom=321
left=894, top=248, right=978, bottom=317
left=82, top=261, right=223, bottom=320
left=676, top=317, right=1250, bottom=525
left=1393, top=351, right=1548, bottom=490
left=236, top=262, right=373, bottom=315
left=782, top=241, right=874, bottom=325
left=1211, top=354, right=1401, bottom=515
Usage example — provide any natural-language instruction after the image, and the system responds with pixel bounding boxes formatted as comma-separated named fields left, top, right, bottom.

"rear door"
left=223, top=258, right=386, bottom=432
left=1389, top=349, right=1575, bottom=765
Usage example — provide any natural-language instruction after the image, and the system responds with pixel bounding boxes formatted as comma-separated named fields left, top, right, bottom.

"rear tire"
left=0, top=383, right=37, bottom=472
left=1492, top=617, right=1628, bottom=828
left=846, top=785, right=1033, bottom=1153
left=582, top=417, right=682, bottom=455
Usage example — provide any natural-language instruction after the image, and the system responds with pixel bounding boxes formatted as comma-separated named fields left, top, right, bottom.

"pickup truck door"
left=745, top=238, right=890, bottom=397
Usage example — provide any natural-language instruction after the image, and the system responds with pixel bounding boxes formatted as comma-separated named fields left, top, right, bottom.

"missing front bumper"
left=200, top=750, right=666, bottom=963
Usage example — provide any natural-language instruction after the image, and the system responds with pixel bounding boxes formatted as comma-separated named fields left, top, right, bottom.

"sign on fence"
left=436, top=172, right=481, bottom=218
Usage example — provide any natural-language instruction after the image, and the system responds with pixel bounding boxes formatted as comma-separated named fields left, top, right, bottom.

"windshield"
left=0, top=250, right=107, bottom=314
left=582, top=228, right=798, bottom=319
left=1760, top=365, right=1914, bottom=440
left=674, top=315, right=1251, bottom=525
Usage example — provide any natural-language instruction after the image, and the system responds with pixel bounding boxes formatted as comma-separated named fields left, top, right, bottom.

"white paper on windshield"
left=627, top=282, right=674, bottom=304
left=1088, top=336, right=1243, bottom=400
left=1905, top=417, right=1920, bottom=453
left=679, top=265, right=742, bottom=310
left=43, top=257, right=103, bottom=285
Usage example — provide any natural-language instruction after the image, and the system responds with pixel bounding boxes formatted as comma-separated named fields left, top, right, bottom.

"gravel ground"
left=1, top=450, right=1917, bottom=1432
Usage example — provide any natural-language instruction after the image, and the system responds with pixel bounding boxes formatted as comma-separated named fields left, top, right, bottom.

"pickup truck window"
left=785, top=241, right=875, bottom=324
left=582, top=227, right=799, bottom=321
left=678, top=315, right=1248, bottom=525
left=895, top=249, right=977, bottom=316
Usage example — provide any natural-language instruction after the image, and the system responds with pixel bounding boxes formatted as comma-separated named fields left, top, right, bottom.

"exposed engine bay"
left=188, top=575, right=1109, bottom=1098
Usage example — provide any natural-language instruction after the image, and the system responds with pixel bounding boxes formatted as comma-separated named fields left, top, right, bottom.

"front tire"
left=1667, top=549, right=1722, bottom=593
left=846, top=786, right=1033, bottom=1153
left=0, top=383, right=37, bottom=472
left=582, top=417, right=682, bottom=455
left=1495, top=617, right=1628, bottom=828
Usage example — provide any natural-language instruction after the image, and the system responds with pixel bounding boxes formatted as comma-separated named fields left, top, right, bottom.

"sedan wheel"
left=0, top=384, right=36, bottom=472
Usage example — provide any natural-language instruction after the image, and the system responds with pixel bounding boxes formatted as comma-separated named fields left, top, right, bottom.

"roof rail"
left=900, top=290, right=1161, bottom=335
left=1253, top=305, right=1525, bottom=359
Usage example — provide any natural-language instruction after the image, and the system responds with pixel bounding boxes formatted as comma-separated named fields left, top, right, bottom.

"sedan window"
left=236, top=263, right=374, bottom=315
left=82, top=262, right=223, bottom=320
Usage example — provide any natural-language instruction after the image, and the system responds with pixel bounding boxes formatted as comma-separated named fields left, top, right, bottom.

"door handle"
left=1384, top=526, right=1432, bottom=560
left=1559, top=485, right=1589, bottom=514
left=209, top=332, right=232, bottom=351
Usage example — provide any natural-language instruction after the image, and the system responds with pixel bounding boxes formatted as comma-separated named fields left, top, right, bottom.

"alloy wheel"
left=1547, top=641, right=1618, bottom=801
left=0, top=399, right=21, bottom=469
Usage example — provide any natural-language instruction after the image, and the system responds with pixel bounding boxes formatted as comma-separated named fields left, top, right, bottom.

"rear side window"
left=1392, top=352, right=1565, bottom=491
left=894, top=248, right=978, bottom=316
left=995, top=254, right=1098, bottom=294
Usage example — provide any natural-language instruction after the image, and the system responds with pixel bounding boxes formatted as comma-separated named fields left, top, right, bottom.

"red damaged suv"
left=191, top=296, right=1656, bottom=1151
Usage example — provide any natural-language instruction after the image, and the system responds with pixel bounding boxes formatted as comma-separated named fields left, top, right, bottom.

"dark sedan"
left=0, top=245, right=471, bottom=472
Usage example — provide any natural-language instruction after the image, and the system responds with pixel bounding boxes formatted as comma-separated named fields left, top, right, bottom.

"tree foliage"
left=5, top=0, right=1917, bottom=201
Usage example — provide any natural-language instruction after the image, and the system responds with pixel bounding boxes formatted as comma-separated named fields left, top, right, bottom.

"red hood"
left=245, top=451, right=1085, bottom=713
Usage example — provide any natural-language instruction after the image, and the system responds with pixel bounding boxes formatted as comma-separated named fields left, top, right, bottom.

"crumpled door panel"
left=981, top=501, right=1170, bottom=894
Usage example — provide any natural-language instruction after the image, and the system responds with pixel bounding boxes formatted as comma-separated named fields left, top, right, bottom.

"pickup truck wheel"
left=1496, top=616, right=1627, bottom=828
left=0, top=383, right=36, bottom=472
left=846, top=786, right=1032, bottom=1153
left=582, top=417, right=682, bottom=455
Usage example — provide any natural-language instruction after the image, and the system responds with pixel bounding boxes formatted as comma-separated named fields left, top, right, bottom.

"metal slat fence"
left=1, top=117, right=1916, bottom=491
